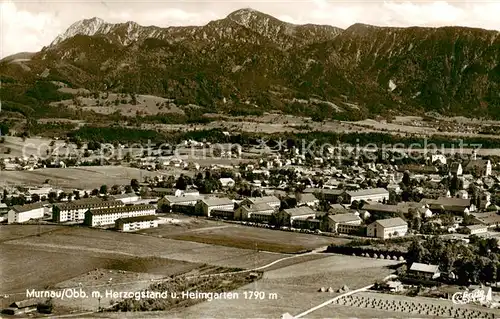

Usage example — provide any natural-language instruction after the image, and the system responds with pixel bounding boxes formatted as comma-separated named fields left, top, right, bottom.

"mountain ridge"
left=2, top=8, right=500, bottom=122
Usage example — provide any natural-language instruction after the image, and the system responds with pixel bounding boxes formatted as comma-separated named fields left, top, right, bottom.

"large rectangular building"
left=115, top=215, right=158, bottom=232
left=367, top=217, right=408, bottom=239
left=84, top=204, right=156, bottom=227
left=8, top=203, right=45, bottom=224
left=195, top=197, right=234, bottom=217
left=345, top=188, right=389, bottom=204
left=52, top=198, right=124, bottom=223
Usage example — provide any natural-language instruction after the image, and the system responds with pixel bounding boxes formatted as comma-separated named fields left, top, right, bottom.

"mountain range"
left=1, top=8, right=500, bottom=121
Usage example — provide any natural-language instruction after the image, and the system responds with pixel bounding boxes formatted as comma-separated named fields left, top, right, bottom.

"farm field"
left=0, top=224, right=64, bottom=242
left=2, top=226, right=288, bottom=274
left=162, top=224, right=350, bottom=253
left=313, top=291, right=499, bottom=318
left=0, top=166, right=162, bottom=189
left=0, top=243, right=200, bottom=296
left=161, top=255, right=398, bottom=318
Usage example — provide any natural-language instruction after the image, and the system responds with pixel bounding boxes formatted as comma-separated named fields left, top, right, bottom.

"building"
left=112, top=193, right=140, bottom=204
left=7, top=203, right=45, bottom=224
left=235, top=203, right=275, bottom=223
left=219, top=177, right=235, bottom=188
left=242, top=196, right=281, bottom=209
left=367, top=217, right=408, bottom=239
left=471, top=212, right=500, bottom=228
left=408, top=262, right=441, bottom=280
left=344, top=188, right=389, bottom=204
left=280, top=206, right=317, bottom=227
left=84, top=204, right=156, bottom=227
left=465, top=224, right=488, bottom=235
left=327, top=213, right=362, bottom=233
left=115, top=215, right=158, bottom=232
left=27, top=186, right=53, bottom=200
left=303, top=188, right=345, bottom=203
left=422, top=197, right=475, bottom=214
left=431, top=154, right=447, bottom=165
left=296, top=193, right=319, bottom=207
left=3, top=300, right=39, bottom=315
left=52, top=198, right=124, bottom=223
left=449, top=163, right=463, bottom=176
left=293, top=217, right=321, bottom=230
left=463, top=159, right=492, bottom=177
left=195, top=197, right=234, bottom=217
left=163, top=195, right=201, bottom=206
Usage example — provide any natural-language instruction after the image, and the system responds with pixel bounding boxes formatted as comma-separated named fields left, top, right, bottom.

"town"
left=1, top=133, right=500, bottom=317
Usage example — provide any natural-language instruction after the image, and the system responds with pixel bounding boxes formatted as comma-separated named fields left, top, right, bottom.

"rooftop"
left=241, top=202, right=275, bottom=212
left=116, top=215, right=157, bottom=224
left=88, top=204, right=156, bottom=216
left=347, top=188, right=388, bottom=197
left=12, top=202, right=45, bottom=213
left=57, top=198, right=124, bottom=210
left=200, top=197, right=234, bottom=207
left=374, top=217, right=407, bottom=228
left=246, top=196, right=280, bottom=205
left=112, top=193, right=139, bottom=199
left=283, top=206, right=316, bottom=217
left=328, top=213, right=361, bottom=224
left=409, top=262, right=439, bottom=274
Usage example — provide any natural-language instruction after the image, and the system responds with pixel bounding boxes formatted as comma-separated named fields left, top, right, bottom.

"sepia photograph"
left=1, top=0, right=500, bottom=317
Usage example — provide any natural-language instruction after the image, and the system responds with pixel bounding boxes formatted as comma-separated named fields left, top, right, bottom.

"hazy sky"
left=1, top=0, right=500, bottom=58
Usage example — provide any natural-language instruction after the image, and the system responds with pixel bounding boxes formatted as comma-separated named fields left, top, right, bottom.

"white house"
left=8, top=203, right=45, bottom=224
left=367, top=217, right=408, bottom=239
left=115, top=215, right=158, bottom=232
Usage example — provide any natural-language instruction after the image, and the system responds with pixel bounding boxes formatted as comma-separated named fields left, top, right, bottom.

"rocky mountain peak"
left=51, top=17, right=106, bottom=46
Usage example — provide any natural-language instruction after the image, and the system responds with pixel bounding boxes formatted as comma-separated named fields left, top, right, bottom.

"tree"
left=47, top=192, right=57, bottom=203
left=91, top=189, right=99, bottom=196
left=130, top=179, right=140, bottom=191
left=73, top=190, right=80, bottom=200
left=31, top=194, right=40, bottom=203
left=407, top=238, right=428, bottom=265
left=402, top=170, right=411, bottom=187
left=110, top=185, right=120, bottom=195
left=99, top=185, right=108, bottom=195
left=175, top=175, right=187, bottom=190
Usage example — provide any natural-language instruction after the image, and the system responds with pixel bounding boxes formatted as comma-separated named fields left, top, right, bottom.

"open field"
left=0, top=136, right=73, bottom=159
left=0, top=243, right=201, bottom=296
left=0, top=224, right=64, bottom=242
left=139, top=217, right=226, bottom=235
left=0, top=166, right=163, bottom=189
left=51, top=93, right=185, bottom=116
left=163, top=224, right=349, bottom=253
left=2, top=226, right=287, bottom=279
left=159, top=255, right=398, bottom=318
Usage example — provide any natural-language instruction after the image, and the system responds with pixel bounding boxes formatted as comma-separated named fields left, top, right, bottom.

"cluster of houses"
left=2, top=141, right=500, bottom=241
